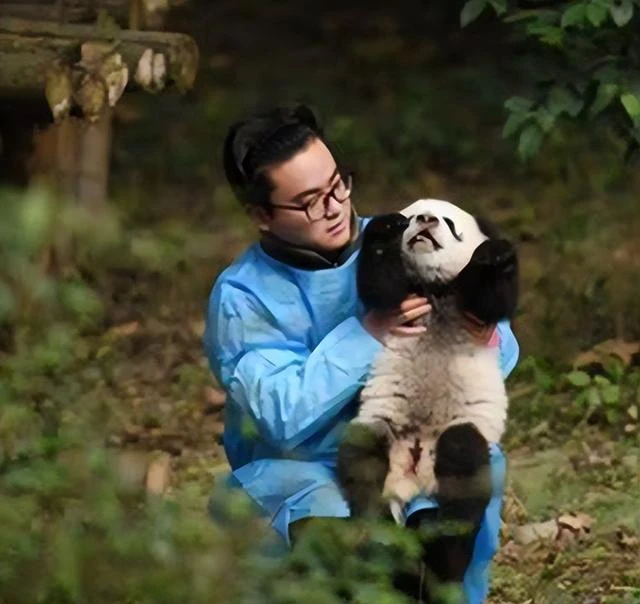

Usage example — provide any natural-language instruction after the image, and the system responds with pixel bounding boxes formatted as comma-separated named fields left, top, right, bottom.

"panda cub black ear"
left=357, top=213, right=414, bottom=311
left=474, top=215, right=502, bottom=240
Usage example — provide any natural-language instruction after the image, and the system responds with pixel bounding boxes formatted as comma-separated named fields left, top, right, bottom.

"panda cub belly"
left=353, top=326, right=507, bottom=509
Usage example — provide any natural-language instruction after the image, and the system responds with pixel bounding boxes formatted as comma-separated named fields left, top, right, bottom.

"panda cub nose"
left=416, top=214, right=439, bottom=226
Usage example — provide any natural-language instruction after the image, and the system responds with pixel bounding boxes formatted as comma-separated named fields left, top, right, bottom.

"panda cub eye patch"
left=443, top=217, right=463, bottom=241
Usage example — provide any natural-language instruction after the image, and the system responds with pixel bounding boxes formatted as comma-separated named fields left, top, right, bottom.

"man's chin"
left=325, top=227, right=351, bottom=250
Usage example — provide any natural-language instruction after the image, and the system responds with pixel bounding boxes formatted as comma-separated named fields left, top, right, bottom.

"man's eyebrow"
left=292, top=166, right=340, bottom=202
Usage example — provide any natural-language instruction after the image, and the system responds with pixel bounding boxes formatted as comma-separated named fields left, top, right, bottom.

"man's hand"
left=462, top=312, right=497, bottom=345
left=363, top=295, right=431, bottom=342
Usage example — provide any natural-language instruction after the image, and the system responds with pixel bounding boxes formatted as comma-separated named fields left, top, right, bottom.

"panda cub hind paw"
left=383, top=475, right=421, bottom=512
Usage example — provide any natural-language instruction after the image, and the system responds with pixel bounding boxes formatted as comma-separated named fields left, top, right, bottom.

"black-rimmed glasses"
left=270, top=173, right=353, bottom=222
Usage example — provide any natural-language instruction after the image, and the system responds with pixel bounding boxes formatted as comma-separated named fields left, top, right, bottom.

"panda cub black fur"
left=337, top=199, right=519, bottom=525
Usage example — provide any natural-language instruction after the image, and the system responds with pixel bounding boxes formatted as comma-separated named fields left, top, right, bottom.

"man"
left=203, top=104, right=519, bottom=602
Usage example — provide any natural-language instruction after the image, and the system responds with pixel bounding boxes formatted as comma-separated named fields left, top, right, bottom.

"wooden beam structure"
left=0, top=1, right=199, bottom=221
left=0, top=17, right=199, bottom=98
left=0, top=0, right=188, bottom=29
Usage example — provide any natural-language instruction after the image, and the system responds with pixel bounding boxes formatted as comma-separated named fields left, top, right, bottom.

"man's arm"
left=204, top=284, right=383, bottom=451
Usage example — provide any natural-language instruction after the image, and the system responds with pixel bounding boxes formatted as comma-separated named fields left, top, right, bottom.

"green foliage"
left=460, top=0, right=640, bottom=160
left=0, top=185, right=436, bottom=604
left=563, top=361, right=639, bottom=426
left=507, top=354, right=639, bottom=448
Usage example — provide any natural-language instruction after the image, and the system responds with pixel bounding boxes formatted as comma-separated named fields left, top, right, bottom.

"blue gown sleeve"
left=204, top=283, right=383, bottom=451
left=497, top=320, right=519, bottom=379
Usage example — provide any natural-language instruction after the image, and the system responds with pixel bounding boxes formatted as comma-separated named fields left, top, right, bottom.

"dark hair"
left=222, top=104, right=325, bottom=209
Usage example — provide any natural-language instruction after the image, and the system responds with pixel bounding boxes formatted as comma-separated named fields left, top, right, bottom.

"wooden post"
left=76, top=108, right=112, bottom=207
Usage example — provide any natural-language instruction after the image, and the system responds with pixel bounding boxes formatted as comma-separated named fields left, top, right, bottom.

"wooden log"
left=0, top=17, right=199, bottom=97
left=0, top=0, right=187, bottom=28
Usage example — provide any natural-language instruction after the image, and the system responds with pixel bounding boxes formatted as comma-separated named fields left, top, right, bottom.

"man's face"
left=256, top=137, right=352, bottom=253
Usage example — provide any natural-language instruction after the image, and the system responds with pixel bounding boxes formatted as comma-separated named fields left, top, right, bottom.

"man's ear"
left=246, top=206, right=272, bottom=232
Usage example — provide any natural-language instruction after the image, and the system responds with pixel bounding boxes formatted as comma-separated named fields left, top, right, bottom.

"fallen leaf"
left=190, top=319, right=206, bottom=338
left=617, top=529, right=639, bottom=550
left=109, top=321, right=140, bottom=337
left=557, top=512, right=593, bottom=533
left=146, top=452, right=172, bottom=496
left=502, top=487, right=529, bottom=524
left=627, top=405, right=638, bottom=421
left=581, top=441, right=613, bottom=467
left=574, top=339, right=640, bottom=369
left=497, top=539, right=524, bottom=562
left=512, top=520, right=558, bottom=545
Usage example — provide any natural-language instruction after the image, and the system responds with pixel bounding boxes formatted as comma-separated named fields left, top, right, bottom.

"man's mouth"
left=327, top=217, right=346, bottom=234
left=409, top=225, right=442, bottom=250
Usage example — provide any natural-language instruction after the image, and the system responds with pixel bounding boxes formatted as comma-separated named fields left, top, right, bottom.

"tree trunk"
left=0, top=17, right=198, bottom=96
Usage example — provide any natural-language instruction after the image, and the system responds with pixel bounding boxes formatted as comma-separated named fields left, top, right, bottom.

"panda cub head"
left=358, top=198, right=519, bottom=326
left=399, top=199, right=489, bottom=289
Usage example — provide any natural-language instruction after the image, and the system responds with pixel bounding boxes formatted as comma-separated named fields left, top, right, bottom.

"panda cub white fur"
left=337, top=198, right=519, bottom=523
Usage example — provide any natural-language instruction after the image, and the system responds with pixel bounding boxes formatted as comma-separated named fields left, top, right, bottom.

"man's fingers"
left=397, top=303, right=431, bottom=325
left=399, top=296, right=429, bottom=312
left=390, top=325, right=428, bottom=337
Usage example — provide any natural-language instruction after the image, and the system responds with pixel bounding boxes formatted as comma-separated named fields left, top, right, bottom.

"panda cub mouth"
left=409, top=226, right=442, bottom=251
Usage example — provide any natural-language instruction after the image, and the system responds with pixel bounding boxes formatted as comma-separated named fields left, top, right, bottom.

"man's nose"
left=324, top=194, right=343, bottom=217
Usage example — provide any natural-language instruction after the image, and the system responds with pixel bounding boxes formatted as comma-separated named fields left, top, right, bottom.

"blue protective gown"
left=204, top=216, right=519, bottom=604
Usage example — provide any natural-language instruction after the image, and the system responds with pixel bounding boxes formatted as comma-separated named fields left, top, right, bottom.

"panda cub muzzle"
left=408, top=214, right=443, bottom=251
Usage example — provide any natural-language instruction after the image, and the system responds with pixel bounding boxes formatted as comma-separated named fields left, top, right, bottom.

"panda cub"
left=337, top=198, right=519, bottom=524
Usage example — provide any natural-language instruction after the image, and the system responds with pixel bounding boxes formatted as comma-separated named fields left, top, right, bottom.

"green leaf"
left=602, top=384, right=620, bottom=405
left=461, top=0, right=488, bottom=27
left=589, top=82, right=619, bottom=117
left=518, top=123, right=544, bottom=160
left=587, top=385, right=602, bottom=407
left=587, top=2, right=609, bottom=26
left=489, top=0, right=507, bottom=15
left=505, top=96, right=535, bottom=113
left=620, top=93, right=640, bottom=123
left=561, top=3, right=587, bottom=28
left=526, top=22, right=564, bottom=45
left=503, top=9, right=558, bottom=24
left=605, top=408, right=619, bottom=424
left=566, top=370, right=591, bottom=388
left=502, top=111, right=532, bottom=138
left=593, top=64, right=620, bottom=85
left=548, top=85, right=584, bottom=117
left=536, top=107, right=556, bottom=132
left=610, top=0, right=633, bottom=26
left=593, top=374, right=611, bottom=387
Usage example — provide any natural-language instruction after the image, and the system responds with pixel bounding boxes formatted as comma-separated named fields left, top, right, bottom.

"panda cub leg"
left=336, top=420, right=393, bottom=519
left=420, top=423, right=492, bottom=587
left=382, top=436, right=434, bottom=523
